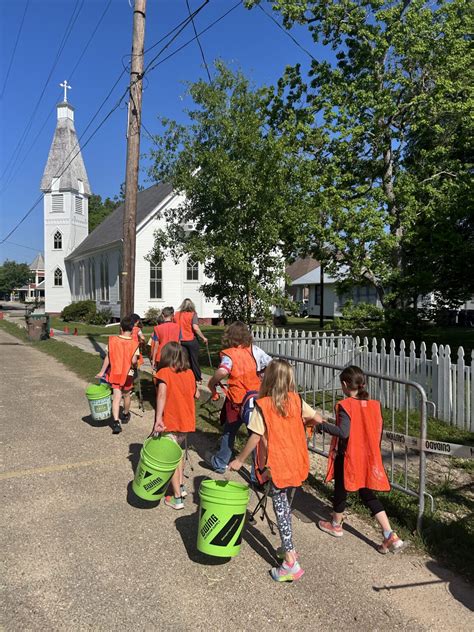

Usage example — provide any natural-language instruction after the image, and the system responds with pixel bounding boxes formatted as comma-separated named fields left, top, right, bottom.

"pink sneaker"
left=270, top=561, right=304, bottom=582
left=318, top=519, right=343, bottom=537
left=378, top=532, right=405, bottom=554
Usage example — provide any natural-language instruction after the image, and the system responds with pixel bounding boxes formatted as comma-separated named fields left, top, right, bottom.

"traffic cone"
left=50, top=328, right=54, bottom=337
left=64, top=326, right=69, bottom=334
left=73, top=327, right=78, bottom=336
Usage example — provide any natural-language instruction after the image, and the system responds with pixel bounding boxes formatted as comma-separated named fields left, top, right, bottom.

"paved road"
left=1, top=327, right=472, bottom=631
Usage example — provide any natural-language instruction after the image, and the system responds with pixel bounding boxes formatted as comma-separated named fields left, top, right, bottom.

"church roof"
left=66, top=182, right=173, bottom=260
left=29, top=253, right=44, bottom=271
left=40, top=102, right=91, bottom=194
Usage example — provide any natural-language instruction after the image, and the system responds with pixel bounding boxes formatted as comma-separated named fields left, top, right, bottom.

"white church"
left=41, top=87, right=220, bottom=322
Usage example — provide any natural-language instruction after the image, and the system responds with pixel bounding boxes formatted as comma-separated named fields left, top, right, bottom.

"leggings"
left=181, top=338, right=201, bottom=381
left=271, top=485, right=295, bottom=553
left=333, top=454, right=384, bottom=516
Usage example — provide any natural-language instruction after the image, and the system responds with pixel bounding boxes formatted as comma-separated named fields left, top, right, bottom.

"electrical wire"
left=0, top=0, right=85, bottom=184
left=186, top=0, right=212, bottom=83
left=4, top=240, right=42, bottom=253
left=257, top=3, right=316, bottom=62
left=0, top=0, right=30, bottom=100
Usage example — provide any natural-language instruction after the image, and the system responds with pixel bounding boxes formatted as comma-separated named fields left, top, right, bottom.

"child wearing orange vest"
left=151, top=341, right=200, bottom=509
left=152, top=307, right=180, bottom=369
left=174, top=298, right=208, bottom=381
left=206, top=321, right=271, bottom=474
left=229, top=359, right=319, bottom=582
left=96, top=315, right=139, bottom=435
left=131, top=313, right=146, bottom=368
left=315, top=365, right=405, bottom=554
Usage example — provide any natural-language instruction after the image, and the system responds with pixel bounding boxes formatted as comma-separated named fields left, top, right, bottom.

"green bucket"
left=132, top=436, right=183, bottom=502
left=85, top=384, right=112, bottom=421
left=197, top=480, right=250, bottom=558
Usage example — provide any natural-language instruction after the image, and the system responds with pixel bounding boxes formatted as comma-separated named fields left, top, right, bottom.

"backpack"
left=239, top=390, right=259, bottom=426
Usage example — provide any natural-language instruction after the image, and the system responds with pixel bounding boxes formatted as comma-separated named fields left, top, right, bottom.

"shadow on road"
left=81, top=414, right=112, bottom=430
left=425, top=560, right=474, bottom=611
left=125, top=481, right=161, bottom=510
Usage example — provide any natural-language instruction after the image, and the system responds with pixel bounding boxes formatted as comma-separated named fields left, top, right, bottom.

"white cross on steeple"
left=60, top=80, right=72, bottom=103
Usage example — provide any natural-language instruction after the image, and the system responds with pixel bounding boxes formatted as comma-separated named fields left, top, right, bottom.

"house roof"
left=286, top=258, right=320, bottom=282
left=29, top=253, right=44, bottom=271
left=66, top=182, right=174, bottom=260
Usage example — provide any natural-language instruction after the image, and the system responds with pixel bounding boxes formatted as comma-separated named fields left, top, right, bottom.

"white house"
left=41, top=91, right=220, bottom=322
left=14, top=253, right=45, bottom=303
left=286, top=258, right=381, bottom=318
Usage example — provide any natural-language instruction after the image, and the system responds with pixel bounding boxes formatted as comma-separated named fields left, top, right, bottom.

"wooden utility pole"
left=121, top=0, right=147, bottom=318
left=319, top=265, right=324, bottom=329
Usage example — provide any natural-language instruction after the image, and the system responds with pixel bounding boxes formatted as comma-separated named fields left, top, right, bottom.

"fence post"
left=432, top=343, right=439, bottom=419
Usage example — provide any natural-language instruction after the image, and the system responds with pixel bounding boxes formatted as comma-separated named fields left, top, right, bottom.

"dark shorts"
left=220, top=397, right=241, bottom=425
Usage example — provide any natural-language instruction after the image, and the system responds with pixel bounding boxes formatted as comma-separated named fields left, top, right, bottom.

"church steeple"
left=42, top=81, right=90, bottom=313
left=40, top=81, right=90, bottom=194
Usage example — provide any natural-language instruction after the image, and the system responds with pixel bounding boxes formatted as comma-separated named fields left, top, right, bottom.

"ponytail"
left=340, top=365, right=369, bottom=400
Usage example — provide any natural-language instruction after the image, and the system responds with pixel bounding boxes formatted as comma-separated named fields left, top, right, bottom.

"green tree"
left=248, top=0, right=473, bottom=314
left=148, top=62, right=300, bottom=322
left=0, top=260, right=33, bottom=297
left=88, top=194, right=120, bottom=232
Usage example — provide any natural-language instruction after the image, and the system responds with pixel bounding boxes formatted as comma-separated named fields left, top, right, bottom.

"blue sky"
left=0, top=0, right=327, bottom=264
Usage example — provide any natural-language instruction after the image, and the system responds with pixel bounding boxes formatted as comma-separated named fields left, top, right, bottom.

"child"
left=152, top=307, right=180, bottom=369
left=229, top=359, right=318, bottom=582
left=206, top=321, right=271, bottom=474
left=130, top=313, right=146, bottom=368
left=315, top=365, right=405, bottom=554
left=152, top=341, right=200, bottom=509
left=174, top=298, right=208, bottom=381
left=96, top=316, right=139, bottom=434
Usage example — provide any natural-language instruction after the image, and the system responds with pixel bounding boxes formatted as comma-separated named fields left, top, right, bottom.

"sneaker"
left=276, top=547, right=299, bottom=561
left=378, top=532, right=405, bottom=554
left=204, top=450, right=226, bottom=475
left=164, top=495, right=184, bottom=510
left=180, top=484, right=188, bottom=499
left=270, top=561, right=304, bottom=582
left=111, top=421, right=122, bottom=434
left=318, top=519, right=343, bottom=537
left=121, top=412, right=131, bottom=424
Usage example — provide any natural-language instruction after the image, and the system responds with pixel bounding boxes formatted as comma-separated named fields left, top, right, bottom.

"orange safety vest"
left=155, top=367, right=196, bottom=433
left=325, top=398, right=390, bottom=492
left=174, top=311, right=195, bottom=342
left=255, top=392, right=309, bottom=489
left=220, top=346, right=261, bottom=405
left=107, top=336, right=138, bottom=386
left=153, top=322, right=180, bottom=363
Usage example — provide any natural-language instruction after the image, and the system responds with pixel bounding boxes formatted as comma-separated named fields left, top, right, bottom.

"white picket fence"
left=252, top=326, right=474, bottom=431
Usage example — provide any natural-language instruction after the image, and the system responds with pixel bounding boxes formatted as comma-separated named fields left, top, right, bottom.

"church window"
left=150, top=260, right=162, bottom=299
left=54, top=268, right=63, bottom=287
left=186, top=258, right=199, bottom=281
left=52, top=194, right=64, bottom=213
left=79, top=262, right=85, bottom=299
left=100, top=257, right=109, bottom=301
left=117, top=255, right=122, bottom=301
left=89, top=260, right=96, bottom=300
left=53, top=230, right=62, bottom=249
left=75, top=195, right=83, bottom=214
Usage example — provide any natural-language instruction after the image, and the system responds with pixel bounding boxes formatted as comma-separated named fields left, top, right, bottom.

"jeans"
left=211, top=420, right=257, bottom=482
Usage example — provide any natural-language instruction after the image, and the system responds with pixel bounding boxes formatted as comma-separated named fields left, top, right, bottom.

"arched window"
left=186, top=258, right=199, bottom=281
left=88, top=259, right=96, bottom=300
left=54, top=268, right=63, bottom=287
left=53, top=230, right=62, bottom=250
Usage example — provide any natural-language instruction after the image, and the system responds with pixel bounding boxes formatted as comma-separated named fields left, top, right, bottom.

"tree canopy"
left=0, top=260, right=33, bottom=296
left=148, top=62, right=300, bottom=321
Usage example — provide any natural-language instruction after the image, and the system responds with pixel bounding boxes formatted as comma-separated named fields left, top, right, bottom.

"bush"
left=332, top=300, right=384, bottom=334
left=143, top=307, right=162, bottom=325
left=61, top=300, right=96, bottom=322
left=86, top=308, right=113, bottom=325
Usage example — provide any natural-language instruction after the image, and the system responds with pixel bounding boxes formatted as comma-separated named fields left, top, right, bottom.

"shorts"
left=110, top=376, right=134, bottom=392
left=165, top=432, right=186, bottom=446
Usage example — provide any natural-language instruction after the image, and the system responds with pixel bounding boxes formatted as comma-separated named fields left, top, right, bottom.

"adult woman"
left=174, top=298, right=208, bottom=381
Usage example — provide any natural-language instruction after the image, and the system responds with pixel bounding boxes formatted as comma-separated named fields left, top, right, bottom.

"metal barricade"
left=258, top=352, right=431, bottom=532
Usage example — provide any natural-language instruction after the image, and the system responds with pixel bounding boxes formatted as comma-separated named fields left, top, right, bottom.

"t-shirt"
left=219, top=345, right=272, bottom=374
left=248, top=398, right=316, bottom=436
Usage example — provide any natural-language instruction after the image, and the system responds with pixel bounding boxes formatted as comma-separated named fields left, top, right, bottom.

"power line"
left=186, top=0, right=212, bottom=83
left=257, top=3, right=316, bottom=62
left=0, top=0, right=84, bottom=185
left=4, top=240, right=42, bottom=253
left=0, top=0, right=30, bottom=99
left=0, top=0, right=113, bottom=195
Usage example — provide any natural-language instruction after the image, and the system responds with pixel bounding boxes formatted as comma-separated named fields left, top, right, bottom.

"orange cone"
left=73, top=327, right=78, bottom=336
left=64, top=326, right=69, bottom=334
left=50, top=328, right=54, bottom=337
